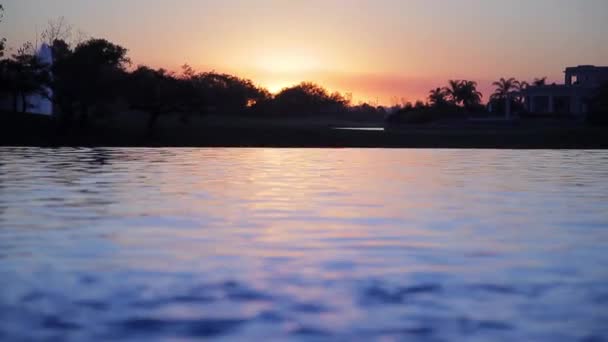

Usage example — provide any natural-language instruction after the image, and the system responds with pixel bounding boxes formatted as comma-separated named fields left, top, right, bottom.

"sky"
left=2, top=0, right=608, bottom=104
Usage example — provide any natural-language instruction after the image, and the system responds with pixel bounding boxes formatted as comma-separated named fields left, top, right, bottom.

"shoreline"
left=1, top=113, right=607, bottom=149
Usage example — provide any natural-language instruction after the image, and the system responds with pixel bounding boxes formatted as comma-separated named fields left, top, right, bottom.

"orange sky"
left=3, top=0, right=608, bottom=104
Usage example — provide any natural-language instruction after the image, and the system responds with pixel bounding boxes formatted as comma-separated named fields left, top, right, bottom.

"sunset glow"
left=1, top=1, right=608, bottom=339
left=3, top=0, right=608, bottom=104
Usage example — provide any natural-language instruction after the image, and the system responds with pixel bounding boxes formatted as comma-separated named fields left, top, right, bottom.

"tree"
left=458, top=80, right=483, bottom=110
left=443, top=80, right=483, bottom=110
left=513, top=80, right=528, bottom=104
left=491, top=77, right=518, bottom=100
left=40, top=17, right=72, bottom=46
left=192, top=71, right=270, bottom=113
left=0, top=42, right=51, bottom=114
left=47, top=39, right=74, bottom=120
left=443, top=80, right=462, bottom=105
left=50, top=39, right=71, bottom=62
left=532, top=77, right=547, bottom=86
left=0, top=59, right=18, bottom=111
left=490, top=78, right=529, bottom=117
left=428, top=87, right=448, bottom=107
left=0, top=4, right=6, bottom=97
left=0, top=4, right=6, bottom=58
left=272, top=82, right=349, bottom=116
left=52, top=38, right=130, bottom=124
left=514, top=80, right=528, bottom=92
left=72, top=38, right=130, bottom=70
left=128, top=66, right=174, bottom=130
left=125, top=63, right=277, bottom=130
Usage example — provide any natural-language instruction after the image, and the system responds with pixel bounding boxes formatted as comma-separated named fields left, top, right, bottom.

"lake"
left=1, top=148, right=607, bottom=341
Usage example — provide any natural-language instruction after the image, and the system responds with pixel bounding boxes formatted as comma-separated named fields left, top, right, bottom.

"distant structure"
left=28, top=44, right=53, bottom=115
left=0, top=43, right=53, bottom=116
left=522, top=65, right=608, bottom=116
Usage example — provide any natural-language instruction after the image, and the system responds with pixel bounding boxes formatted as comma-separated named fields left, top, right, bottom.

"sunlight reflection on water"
left=334, top=127, right=385, bottom=131
left=0, top=148, right=607, bottom=341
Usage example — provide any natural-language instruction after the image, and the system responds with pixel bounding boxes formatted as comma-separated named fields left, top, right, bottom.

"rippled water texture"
left=1, top=148, right=608, bottom=341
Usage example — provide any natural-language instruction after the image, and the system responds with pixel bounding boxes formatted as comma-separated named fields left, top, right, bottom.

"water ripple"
left=0, top=148, right=607, bottom=341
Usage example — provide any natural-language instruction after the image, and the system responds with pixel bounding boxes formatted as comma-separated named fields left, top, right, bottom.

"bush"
left=385, top=109, right=436, bottom=125
left=587, top=111, right=608, bottom=126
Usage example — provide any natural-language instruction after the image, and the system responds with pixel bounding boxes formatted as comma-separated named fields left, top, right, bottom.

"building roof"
left=565, top=65, right=608, bottom=72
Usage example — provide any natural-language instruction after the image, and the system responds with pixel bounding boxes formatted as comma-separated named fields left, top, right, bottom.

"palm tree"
left=492, top=78, right=529, bottom=111
left=491, top=77, right=518, bottom=100
left=459, top=80, right=483, bottom=110
left=443, top=80, right=462, bottom=105
left=515, top=80, right=529, bottom=92
left=428, top=87, right=448, bottom=107
left=443, top=80, right=483, bottom=110
left=513, top=80, right=529, bottom=104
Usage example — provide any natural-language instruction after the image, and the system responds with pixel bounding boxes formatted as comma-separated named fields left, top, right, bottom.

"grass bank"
left=1, top=112, right=607, bottom=149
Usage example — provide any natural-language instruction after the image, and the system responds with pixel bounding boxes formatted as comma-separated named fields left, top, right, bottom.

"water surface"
left=1, top=148, right=607, bottom=341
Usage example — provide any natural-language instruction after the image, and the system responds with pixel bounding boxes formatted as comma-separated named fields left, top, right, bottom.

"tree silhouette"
left=272, top=82, right=349, bottom=116
left=52, top=38, right=130, bottom=125
left=514, top=80, right=528, bottom=103
left=125, top=64, right=274, bottom=129
left=0, top=4, right=7, bottom=101
left=0, top=4, right=5, bottom=58
left=2, top=25, right=502, bottom=124
left=0, top=60, right=19, bottom=111
left=50, top=39, right=71, bottom=62
left=460, top=80, right=483, bottom=109
left=192, top=71, right=269, bottom=113
left=428, top=87, right=448, bottom=107
left=0, top=42, right=51, bottom=113
left=128, top=66, right=182, bottom=130
left=443, top=80, right=461, bottom=105
left=40, top=17, right=72, bottom=46
left=532, top=77, right=547, bottom=86
left=443, top=80, right=482, bottom=110
left=515, top=80, right=528, bottom=92
left=489, top=78, right=529, bottom=116
left=491, top=77, right=518, bottom=100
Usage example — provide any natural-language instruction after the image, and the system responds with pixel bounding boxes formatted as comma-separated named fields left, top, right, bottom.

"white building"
left=523, top=65, right=608, bottom=116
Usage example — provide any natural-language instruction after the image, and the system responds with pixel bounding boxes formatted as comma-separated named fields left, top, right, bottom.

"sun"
left=256, top=53, right=321, bottom=74
left=246, top=49, right=328, bottom=94
left=266, top=81, right=296, bottom=94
